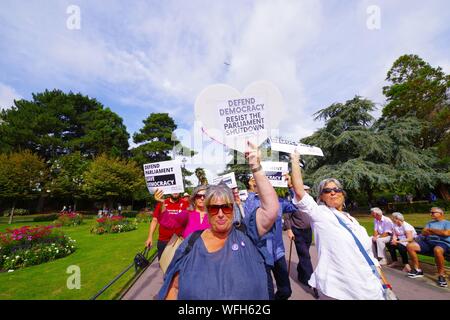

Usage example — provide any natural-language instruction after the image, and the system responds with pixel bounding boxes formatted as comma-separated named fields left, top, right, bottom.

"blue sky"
left=1, top=0, right=449, bottom=182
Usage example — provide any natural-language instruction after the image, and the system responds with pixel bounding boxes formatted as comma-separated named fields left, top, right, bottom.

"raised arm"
left=245, top=141, right=279, bottom=237
left=290, top=152, right=306, bottom=202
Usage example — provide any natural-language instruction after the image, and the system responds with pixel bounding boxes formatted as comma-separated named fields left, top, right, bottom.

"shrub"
left=2, top=208, right=29, bottom=217
left=90, top=215, right=137, bottom=234
left=121, top=211, right=138, bottom=218
left=33, top=214, right=58, bottom=222
left=136, top=212, right=152, bottom=223
left=54, top=212, right=84, bottom=227
left=0, top=225, right=76, bottom=271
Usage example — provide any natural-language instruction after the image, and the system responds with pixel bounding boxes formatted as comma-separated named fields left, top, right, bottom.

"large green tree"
left=82, top=154, right=145, bottom=209
left=382, top=54, right=450, bottom=199
left=0, top=151, right=48, bottom=223
left=0, top=89, right=130, bottom=160
left=48, top=152, right=91, bottom=211
left=131, top=113, right=195, bottom=167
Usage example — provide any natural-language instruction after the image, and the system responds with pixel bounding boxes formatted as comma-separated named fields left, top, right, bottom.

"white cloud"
left=0, top=83, right=22, bottom=110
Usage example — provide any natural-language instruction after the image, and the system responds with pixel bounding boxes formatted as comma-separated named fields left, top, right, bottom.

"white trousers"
left=371, top=236, right=391, bottom=259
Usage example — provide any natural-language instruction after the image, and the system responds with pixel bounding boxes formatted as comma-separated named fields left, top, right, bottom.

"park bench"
left=414, top=227, right=450, bottom=262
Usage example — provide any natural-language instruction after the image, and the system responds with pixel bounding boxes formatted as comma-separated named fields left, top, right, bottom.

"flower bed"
left=136, top=211, right=152, bottom=223
left=54, top=212, right=84, bottom=226
left=0, top=225, right=76, bottom=271
left=90, top=216, right=137, bottom=234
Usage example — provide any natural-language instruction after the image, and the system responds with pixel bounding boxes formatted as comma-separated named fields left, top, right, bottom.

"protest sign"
left=195, top=81, right=284, bottom=153
left=269, top=137, right=324, bottom=156
left=143, top=160, right=184, bottom=195
left=212, top=172, right=237, bottom=189
left=261, top=161, right=288, bottom=187
left=238, top=190, right=248, bottom=201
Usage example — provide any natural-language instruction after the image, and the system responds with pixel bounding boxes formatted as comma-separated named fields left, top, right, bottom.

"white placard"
left=238, top=190, right=248, bottom=201
left=261, top=161, right=288, bottom=188
left=212, top=172, right=237, bottom=189
left=195, top=81, right=285, bottom=153
left=143, top=160, right=184, bottom=195
left=269, top=137, right=324, bottom=156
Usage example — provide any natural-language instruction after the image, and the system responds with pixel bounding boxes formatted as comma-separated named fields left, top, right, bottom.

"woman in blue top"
left=158, top=142, right=280, bottom=300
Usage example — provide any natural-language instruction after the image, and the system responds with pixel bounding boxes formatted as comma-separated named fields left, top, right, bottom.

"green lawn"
left=0, top=219, right=157, bottom=300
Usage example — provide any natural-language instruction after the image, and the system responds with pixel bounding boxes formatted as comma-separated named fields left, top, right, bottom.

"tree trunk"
left=8, top=200, right=16, bottom=225
left=437, top=183, right=450, bottom=201
left=36, top=193, right=45, bottom=213
left=367, top=188, right=374, bottom=208
left=73, top=198, right=77, bottom=212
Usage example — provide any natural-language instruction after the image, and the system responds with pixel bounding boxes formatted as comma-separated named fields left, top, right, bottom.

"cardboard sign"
left=261, top=161, right=288, bottom=188
left=195, top=81, right=285, bottom=153
left=143, top=160, right=184, bottom=195
left=238, top=190, right=249, bottom=201
left=212, top=172, right=237, bottom=189
left=269, top=137, right=324, bottom=156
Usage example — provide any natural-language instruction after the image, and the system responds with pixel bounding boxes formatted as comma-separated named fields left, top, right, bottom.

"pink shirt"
left=171, top=210, right=210, bottom=238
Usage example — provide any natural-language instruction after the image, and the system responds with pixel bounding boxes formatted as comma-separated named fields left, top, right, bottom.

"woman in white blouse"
left=290, top=152, right=386, bottom=300
left=387, top=212, right=416, bottom=272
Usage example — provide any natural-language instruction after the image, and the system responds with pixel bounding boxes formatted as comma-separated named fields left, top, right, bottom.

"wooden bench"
left=414, top=227, right=450, bottom=262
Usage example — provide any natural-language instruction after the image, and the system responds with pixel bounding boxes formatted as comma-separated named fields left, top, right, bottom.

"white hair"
left=370, top=207, right=383, bottom=216
left=392, top=212, right=404, bottom=221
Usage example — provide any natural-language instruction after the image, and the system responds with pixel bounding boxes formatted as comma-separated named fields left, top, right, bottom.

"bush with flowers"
left=90, top=215, right=137, bottom=235
left=135, top=211, right=152, bottom=223
left=54, top=212, right=84, bottom=227
left=0, top=225, right=76, bottom=271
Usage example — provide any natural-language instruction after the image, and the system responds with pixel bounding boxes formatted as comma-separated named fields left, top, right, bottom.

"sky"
left=1, top=0, right=449, bottom=184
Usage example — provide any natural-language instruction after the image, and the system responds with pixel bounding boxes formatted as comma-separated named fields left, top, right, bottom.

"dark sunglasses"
left=194, top=194, right=206, bottom=200
left=430, top=211, right=441, bottom=215
left=321, top=188, right=343, bottom=194
left=207, top=204, right=233, bottom=215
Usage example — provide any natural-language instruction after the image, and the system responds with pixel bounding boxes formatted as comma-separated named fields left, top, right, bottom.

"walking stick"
left=287, top=238, right=293, bottom=275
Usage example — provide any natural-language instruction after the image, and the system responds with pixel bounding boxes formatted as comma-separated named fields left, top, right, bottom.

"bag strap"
left=332, top=212, right=381, bottom=280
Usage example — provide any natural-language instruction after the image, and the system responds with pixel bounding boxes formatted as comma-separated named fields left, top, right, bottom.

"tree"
left=194, top=168, right=208, bottom=186
left=0, top=151, right=48, bottom=223
left=0, top=89, right=130, bottom=160
left=48, top=152, right=90, bottom=211
left=131, top=113, right=195, bottom=166
left=82, top=154, right=144, bottom=209
left=181, top=166, right=194, bottom=188
left=382, top=54, right=450, bottom=199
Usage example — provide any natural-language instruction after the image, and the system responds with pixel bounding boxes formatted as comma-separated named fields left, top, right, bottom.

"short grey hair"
left=431, top=207, right=444, bottom=215
left=392, top=212, right=404, bottom=221
left=370, top=207, right=383, bottom=216
left=204, top=183, right=234, bottom=214
left=316, top=178, right=346, bottom=205
left=188, top=185, right=208, bottom=210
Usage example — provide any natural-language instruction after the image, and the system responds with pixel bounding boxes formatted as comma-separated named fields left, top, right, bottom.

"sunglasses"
left=207, top=204, right=233, bottom=215
left=321, top=188, right=343, bottom=194
left=194, top=194, right=206, bottom=200
left=430, top=211, right=441, bottom=215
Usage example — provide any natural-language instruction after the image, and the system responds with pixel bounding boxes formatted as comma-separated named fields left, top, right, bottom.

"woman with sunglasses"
left=289, top=152, right=386, bottom=300
left=157, top=185, right=211, bottom=238
left=158, top=142, right=279, bottom=300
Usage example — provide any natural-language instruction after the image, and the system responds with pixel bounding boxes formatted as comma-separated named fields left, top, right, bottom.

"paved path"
left=122, top=232, right=450, bottom=300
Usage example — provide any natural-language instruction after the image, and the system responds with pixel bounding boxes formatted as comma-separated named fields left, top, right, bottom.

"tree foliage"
left=82, top=154, right=144, bottom=207
left=0, top=89, right=130, bottom=160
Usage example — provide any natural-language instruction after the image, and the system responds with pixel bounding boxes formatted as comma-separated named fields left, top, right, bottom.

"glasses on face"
left=207, top=204, right=233, bottom=215
left=194, top=194, right=206, bottom=200
left=430, top=211, right=441, bottom=215
left=321, top=188, right=343, bottom=194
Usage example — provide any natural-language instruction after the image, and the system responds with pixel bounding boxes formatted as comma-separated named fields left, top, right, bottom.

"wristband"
left=251, top=165, right=263, bottom=173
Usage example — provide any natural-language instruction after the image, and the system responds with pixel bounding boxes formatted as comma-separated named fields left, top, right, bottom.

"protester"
left=284, top=174, right=314, bottom=288
left=232, top=187, right=245, bottom=223
left=407, top=207, right=449, bottom=288
left=182, top=192, right=190, bottom=203
left=386, top=212, right=416, bottom=272
left=244, top=174, right=298, bottom=300
left=370, top=207, right=394, bottom=265
left=145, top=192, right=189, bottom=259
left=158, top=185, right=211, bottom=239
left=289, top=152, right=386, bottom=300
left=158, top=142, right=279, bottom=300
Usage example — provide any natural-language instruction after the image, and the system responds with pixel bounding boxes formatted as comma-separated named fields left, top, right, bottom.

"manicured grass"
left=0, top=219, right=157, bottom=300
